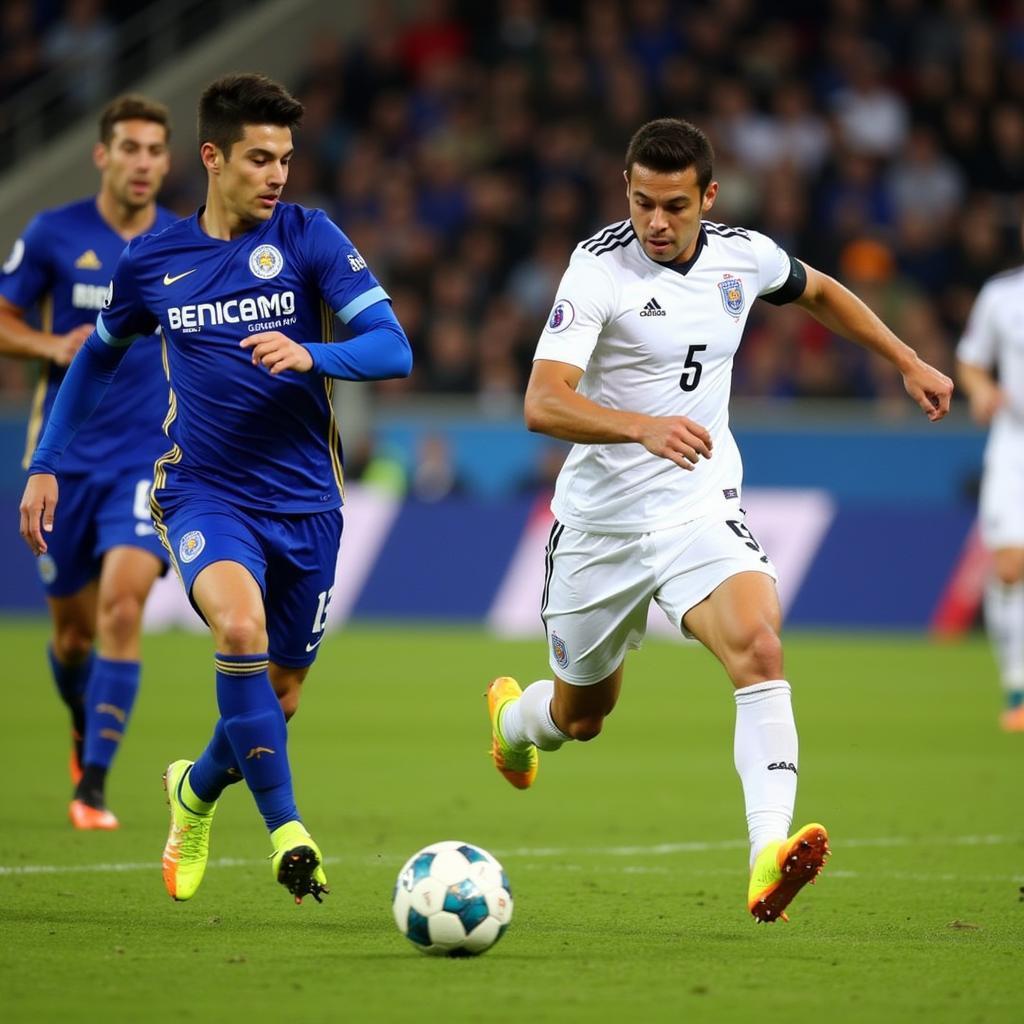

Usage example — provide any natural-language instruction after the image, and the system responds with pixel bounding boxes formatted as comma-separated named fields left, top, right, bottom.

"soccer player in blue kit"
left=0, top=94, right=175, bottom=830
left=20, top=74, right=412, bottom=904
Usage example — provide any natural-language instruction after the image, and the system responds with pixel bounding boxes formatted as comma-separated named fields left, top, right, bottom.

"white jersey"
left=956, top=266, right=1024, bottom=473
left=534, top=219, right=791, bottom=533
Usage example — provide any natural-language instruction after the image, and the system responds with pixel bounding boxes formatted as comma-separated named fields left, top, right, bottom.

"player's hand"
left=240, top=332, right=314, bottom=375
left=19, top=473, right=58, bottom=556
left=902, top=357, right=953, bottom=422
left=966, top=381, right=1005, bottom=426
left=639, top=415, right=713, bottom=470
left=52, top=324, right=93, bottom=367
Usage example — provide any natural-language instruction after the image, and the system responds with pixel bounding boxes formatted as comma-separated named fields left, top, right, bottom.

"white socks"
left=500, top=679, right=569, bottom=752
left=734, top=680, right=798, bottom=867
left=984, top=580, right=1024, bottom=693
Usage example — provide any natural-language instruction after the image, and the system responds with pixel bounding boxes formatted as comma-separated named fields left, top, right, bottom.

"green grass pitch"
left=1, top=621, right=1022, bottom=1023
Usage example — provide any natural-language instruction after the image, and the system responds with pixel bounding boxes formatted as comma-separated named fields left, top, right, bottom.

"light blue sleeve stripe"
left=96, top=314, right=137, bottom=348
left=335, top=286, right=389, bottom=325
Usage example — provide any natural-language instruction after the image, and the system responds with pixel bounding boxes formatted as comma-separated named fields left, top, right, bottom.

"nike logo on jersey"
left=305, top=635, right=325, bottom=653
left=163, top=269, right=197, bottom=286
left=639, top=297, right=666, bottom=317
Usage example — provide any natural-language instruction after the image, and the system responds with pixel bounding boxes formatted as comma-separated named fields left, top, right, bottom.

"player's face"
left=214, top=125, right=293, bottom=227
left=95, top=119, right=170, bottom=211
left=625, top=164, right=718, bottom=264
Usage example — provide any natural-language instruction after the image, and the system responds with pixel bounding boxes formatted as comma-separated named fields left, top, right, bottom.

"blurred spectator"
left=411, top=432, right=464, bottom=502
left=42, top=0, right=115, bottom=113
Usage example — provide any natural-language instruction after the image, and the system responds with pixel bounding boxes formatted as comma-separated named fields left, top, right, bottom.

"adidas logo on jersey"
left=639, top=297, right=666, bottom=317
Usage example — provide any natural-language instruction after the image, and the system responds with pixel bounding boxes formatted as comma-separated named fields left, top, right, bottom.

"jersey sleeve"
left=533, top=250, right=618, bottom=370
left=0, top=214, right=54, bottom=309
left=955, top=281, right=1000, bottom=370
left=747, top=230, right=793, bottom=297
left=94, top=241, right=158, bottom=345
left=304, top=209, right=389, bottom=326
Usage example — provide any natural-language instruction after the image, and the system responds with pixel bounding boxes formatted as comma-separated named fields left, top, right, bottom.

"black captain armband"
left=759, top=256, right=807, bottom=305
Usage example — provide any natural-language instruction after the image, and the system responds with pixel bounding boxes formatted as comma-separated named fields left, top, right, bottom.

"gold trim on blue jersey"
left=320, top=299, right=345, bottom=498
left=21, top=293, right=53, bottom=469
left=150, top=443, right=183, bottom=578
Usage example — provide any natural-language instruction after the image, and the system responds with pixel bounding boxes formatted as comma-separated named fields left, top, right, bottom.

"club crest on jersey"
left=546, top=299, right=575, bottom=334
left=551, top=631, right=569, bottom=669
left=179, top=530, right=206, bottom=563
left=718, top=275, right=744, bottom=316
left=249, top=244, right=284, bottom=280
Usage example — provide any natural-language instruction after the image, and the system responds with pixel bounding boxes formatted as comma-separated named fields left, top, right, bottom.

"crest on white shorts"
left=179, top=530, right=206, bottom=563
left=551, top=631, right=569, bottom=669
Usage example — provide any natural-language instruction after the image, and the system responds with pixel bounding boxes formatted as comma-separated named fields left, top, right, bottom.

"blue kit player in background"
left=19, top=74, right=413, bottom=904
left=0, top=94, right=175, bottom=831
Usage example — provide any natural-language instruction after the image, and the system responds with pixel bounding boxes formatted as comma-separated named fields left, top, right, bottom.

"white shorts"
left=540, top=508, right=778, bottom=685
left=979, top=457, right=1024, bottom=549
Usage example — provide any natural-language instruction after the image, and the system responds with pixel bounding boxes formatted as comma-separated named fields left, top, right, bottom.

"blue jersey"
left=97, top=202, right=390, bottom=512
left=0, top=197, right=176, bottom=475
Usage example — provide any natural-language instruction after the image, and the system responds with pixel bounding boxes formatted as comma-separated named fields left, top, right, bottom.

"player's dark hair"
left=625, top=118, right=714, bottom=192
left=198, top=74, right=304, bottom=156
left=99, top=94, right=171, bottom=145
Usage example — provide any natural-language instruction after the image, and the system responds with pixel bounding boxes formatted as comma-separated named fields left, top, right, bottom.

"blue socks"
left=47, top=645, right=93, bottom=740
left=82, top=658, right=140, bottom=771
left=188, top=719, right=243, bottom=804
left=213, top=653, right=298, bottom=832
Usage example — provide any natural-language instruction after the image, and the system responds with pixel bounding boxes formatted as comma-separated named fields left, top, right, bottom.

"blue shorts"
left=152, top=490, right=343, bottom=668
left=37, top=470, right=169, bottom=598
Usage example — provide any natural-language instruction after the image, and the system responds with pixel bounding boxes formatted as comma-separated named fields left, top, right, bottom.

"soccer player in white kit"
left=956, top=246, right=1024, bottom=732
left=486, top=119, right=953, bottom=924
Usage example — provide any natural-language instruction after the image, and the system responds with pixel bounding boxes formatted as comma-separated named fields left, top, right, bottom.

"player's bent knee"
left=97, top=594, right=144, bottom=645
left=728, top=627, right=783, bottom=686
left=52, top=625, right=94, bottom=664
left=213, top=613, right=268, bottom=654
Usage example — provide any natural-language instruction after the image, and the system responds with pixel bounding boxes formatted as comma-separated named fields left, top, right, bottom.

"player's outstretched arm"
left=793, top=262, right=953, bottom=421
left=242, top=301, right=412, bottom=381
left=0, top=299, right=92, bottom=365
left=525, top=359, right=712, bottom=470
left=19, top=473, right=58, bottom=556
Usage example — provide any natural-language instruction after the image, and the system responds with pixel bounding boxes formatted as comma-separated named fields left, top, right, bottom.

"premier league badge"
left=718, top=275, right=745, bottom=317
left=546, top=299, right=575, bottom=334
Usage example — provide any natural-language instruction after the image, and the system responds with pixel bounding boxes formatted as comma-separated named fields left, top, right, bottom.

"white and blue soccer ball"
left=392, top=840, right=513, bottom=956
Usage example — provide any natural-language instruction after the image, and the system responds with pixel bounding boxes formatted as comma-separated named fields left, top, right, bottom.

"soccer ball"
left=392, top=840, right=513, bottom=956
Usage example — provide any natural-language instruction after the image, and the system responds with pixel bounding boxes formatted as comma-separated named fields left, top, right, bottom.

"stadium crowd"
left=3, top=0, right=1024, bottom=412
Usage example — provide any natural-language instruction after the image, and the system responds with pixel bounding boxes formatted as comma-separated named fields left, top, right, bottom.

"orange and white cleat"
left=1000, top=705, right=1024, bottom=732
left=486, top=676, right=538, bottom=790
left=69, top=799, right=119, bottom=830
left=748, top=822, right=830, bottom=923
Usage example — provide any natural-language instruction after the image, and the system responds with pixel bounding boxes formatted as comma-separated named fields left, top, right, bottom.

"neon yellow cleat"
left=161, top=760, right=216, bottom=902
left=270, top=821, right=328, bottom=904
left=486, top=676, right=538, bottom=790
left=748, top=822, right=830, bottom=923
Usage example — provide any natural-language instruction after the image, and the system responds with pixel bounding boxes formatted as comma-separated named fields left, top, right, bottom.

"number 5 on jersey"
left=679, top=344, right=707, bottom=392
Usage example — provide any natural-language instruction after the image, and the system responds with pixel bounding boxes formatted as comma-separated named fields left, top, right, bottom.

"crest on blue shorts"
left=718, top=276, right=744, bottom=316
left=179, top=530, right=205, bottom=564
left=551, top=631, right=569, bottom=669
left=37, top=554, right=57, bottom=585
